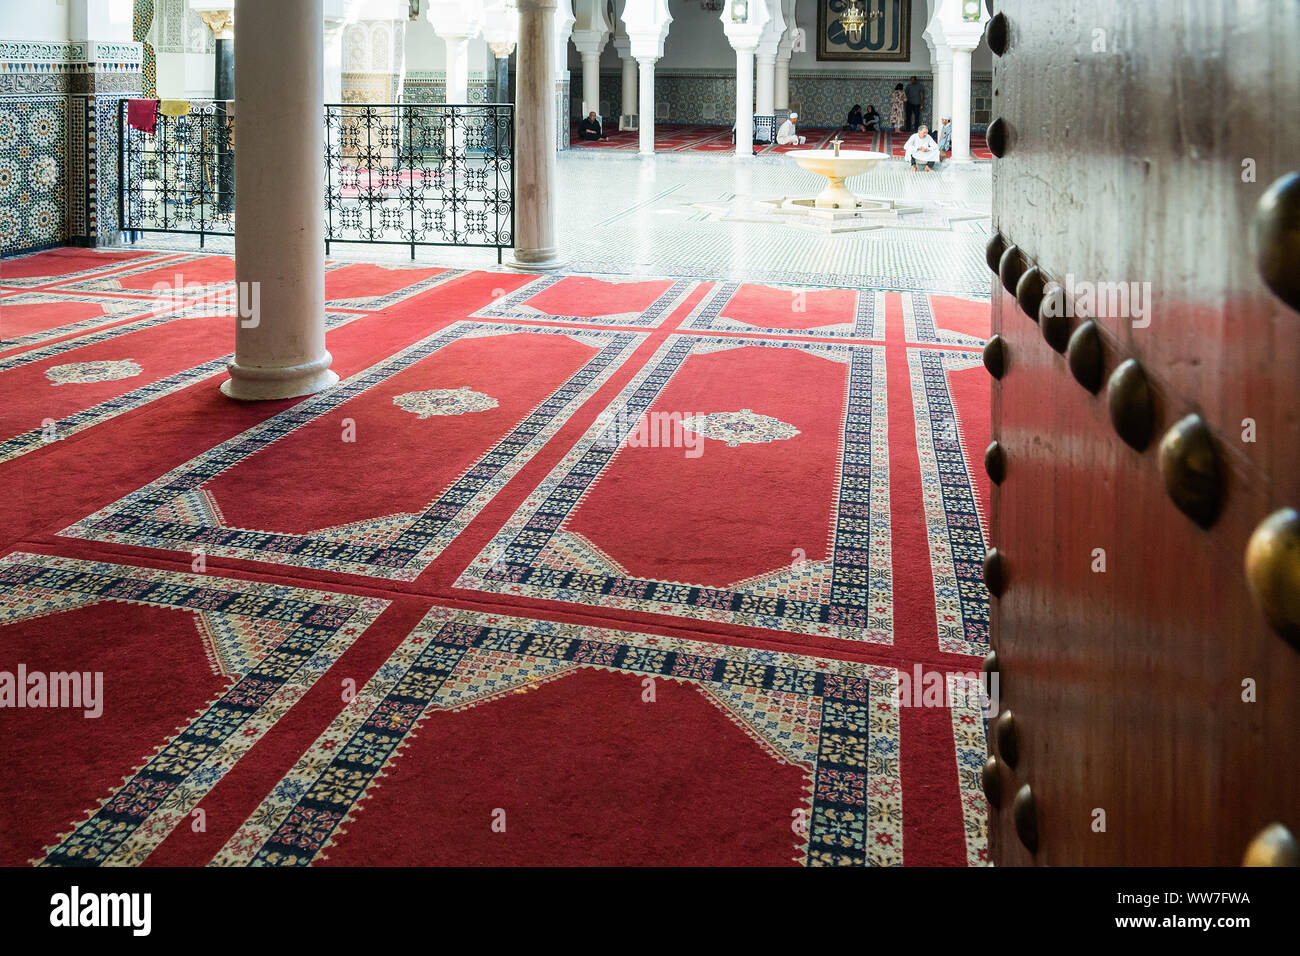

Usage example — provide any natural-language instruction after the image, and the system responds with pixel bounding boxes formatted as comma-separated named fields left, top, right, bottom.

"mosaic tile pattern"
left=0, top=96, right=67, bottom=254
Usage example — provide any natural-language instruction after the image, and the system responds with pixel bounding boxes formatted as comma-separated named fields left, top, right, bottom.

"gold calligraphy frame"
left=817, top=0, right=912, bottom=62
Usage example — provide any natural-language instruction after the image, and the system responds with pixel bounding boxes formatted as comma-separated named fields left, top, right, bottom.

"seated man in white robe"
left=905, top=124, right=940, bottom=171
left=776, top=111, right=806, bottom=146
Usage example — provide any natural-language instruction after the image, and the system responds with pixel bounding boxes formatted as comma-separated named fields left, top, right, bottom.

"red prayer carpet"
left=0, top=248, right=992, bottom=867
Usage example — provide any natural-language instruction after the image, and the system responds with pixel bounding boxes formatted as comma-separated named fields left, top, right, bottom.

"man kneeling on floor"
left=906, top=124, right=940, bottom=171
left=579, top=111, right=606, bottom=141
left=776, top=111, right=806, bottom=146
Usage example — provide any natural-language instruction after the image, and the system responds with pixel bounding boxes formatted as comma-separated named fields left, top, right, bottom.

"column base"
left=220, top=352, right=339, bottom=401
left=506, top=250, right=566, bottom=272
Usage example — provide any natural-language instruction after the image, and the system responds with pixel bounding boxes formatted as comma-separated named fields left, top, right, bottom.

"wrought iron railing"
left=119, top=100, right=235, bottom=244
left=119, top=100, right=514, bottom=259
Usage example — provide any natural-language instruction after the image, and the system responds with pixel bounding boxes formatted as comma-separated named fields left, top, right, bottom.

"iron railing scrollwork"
left=119, top=100, right=235, bottom=247
left=120, top=101, right=514, bottom=260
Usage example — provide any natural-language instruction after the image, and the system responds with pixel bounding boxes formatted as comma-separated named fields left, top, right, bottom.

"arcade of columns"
left=221, top=0, right=987, bottom=400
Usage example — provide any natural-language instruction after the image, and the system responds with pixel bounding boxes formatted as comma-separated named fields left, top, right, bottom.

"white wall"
left=405, top=12, right=494, bottom=77
left=1, top=0, right=71, bottom=40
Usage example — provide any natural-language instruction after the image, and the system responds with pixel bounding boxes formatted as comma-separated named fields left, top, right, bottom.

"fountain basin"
left=791, top=149, right=889, bottom=209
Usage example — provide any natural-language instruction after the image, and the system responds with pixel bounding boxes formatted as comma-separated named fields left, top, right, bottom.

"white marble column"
left=932, top=43, right=953, bottom=131
left=637, top=56, right=655, bottom=153
left=774, top=51, right=790, bottom=111
left=572, top=2, right=609, bottom=118
left=621, top=52, right=637, bottom=124
left=554, top=0, right=574, bottom=150
left=733, top=46, right=755, bottom=158
left=442, top=33, right=471, bottom=104
left=580, top=50, right=601, bottom=115
left=950, top=43, right=974, bottom=162
left=223, top=0, right=336, bottom=401
left=512, top=0, right=561, bottom=268
left=755, top=51, right=775, bottom=119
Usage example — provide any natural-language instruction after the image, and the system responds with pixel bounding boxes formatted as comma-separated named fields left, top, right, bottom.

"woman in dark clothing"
left=845, top=104, right=865, bottom=132
left=863, top=105, right=880, bottom=131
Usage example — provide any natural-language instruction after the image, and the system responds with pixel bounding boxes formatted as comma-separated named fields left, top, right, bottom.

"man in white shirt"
left=776, top=111, right=806, bottom=146
left=905, top=124, right=940, bottom=171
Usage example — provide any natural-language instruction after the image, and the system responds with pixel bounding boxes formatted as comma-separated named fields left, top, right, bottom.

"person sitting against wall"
left=905, top=124, right=941, bottom=171
left=863, top=105, right=880, bottom=131
left=845, top=104, right=866, bottom=132
left=578, top=111, right=606, bottom=141
left=776, top=111, right=807, bottom=146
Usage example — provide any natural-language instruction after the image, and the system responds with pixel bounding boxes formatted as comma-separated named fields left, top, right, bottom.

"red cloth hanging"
left=127, top=99, right=159, bottom=134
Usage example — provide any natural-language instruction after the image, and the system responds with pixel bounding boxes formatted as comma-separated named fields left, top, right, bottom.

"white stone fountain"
left=687, top=135, right=975, bottom=234
left=766, top=136, right=921, bottom=230
left=792, top=138, right=889, bottom=209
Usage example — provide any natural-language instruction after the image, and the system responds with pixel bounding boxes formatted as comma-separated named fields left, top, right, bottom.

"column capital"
left=624, top=0, right=671, bottom=59
left=720, top=0, right=770, bottom=52
left=571, top=30, right=609, bottom=57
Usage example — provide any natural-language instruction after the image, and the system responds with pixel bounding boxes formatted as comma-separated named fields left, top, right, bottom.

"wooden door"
left=983, top=0, right=1300, bottom=866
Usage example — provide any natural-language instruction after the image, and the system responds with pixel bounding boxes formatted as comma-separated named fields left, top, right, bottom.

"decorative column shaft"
left=495, top=53, right=510, bottom=101
left=756, top=53, right=775, bottom=114
left=933, top=47, right=953, bottom=131
left=637, top=56, right=655, bottom=153
left=223, top=0, right=336, bottom=400
left=734, top=46, right=755, bottom=158
left=443, top=33, right=470, bottom=103
left=774, top=53, right=789, bottom=110
left=580, top=50, right=601, bottom=114
left=621, top=53, right=637, bottom=121
left=513, top=0, right=561, bottom=268
left=951, top=45, right=974, bottom=162
left=755, top=51, right=775, bottom=141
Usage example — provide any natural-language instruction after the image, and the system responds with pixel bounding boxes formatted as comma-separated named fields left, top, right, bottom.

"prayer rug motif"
left=682, top=408, right=801, bottom=447
left=458, top=334, right=894, bottom=645
left=391, top=385, right=498, bottom=419
left=680, top=281, right=887, bottom=340
left=44, top=359, right=142, bottom=386
left=211, top=606, right=904, bottom=867
left=0, top=552, right=389, bottom=867
left=909, top=348, right=990, bottom=655
left=472, top=274, right=696, bottom=328
left=61, top=323, right=646, bottom=580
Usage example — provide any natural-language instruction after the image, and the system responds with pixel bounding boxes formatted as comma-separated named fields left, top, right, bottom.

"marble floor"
left=113, top=150, right=993, bottom=296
